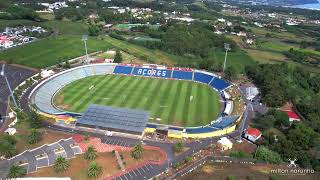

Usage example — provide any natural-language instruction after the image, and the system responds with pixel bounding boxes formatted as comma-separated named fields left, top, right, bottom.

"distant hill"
left=268, top=0, right=319, bottom=6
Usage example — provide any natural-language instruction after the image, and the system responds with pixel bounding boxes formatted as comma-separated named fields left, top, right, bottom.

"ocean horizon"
left=292, top=1, right=320, bottom=10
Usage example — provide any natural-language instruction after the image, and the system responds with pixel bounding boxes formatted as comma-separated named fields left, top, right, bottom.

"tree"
left=84, top=146, right=97, bottom=160
left=88, top=25, right=100, bottom=36
left=0, top=134, right=17, bottom=158
left=27, top=129, right=42, bottom=144
left=27, top=110, right=43, bottom=129
left=0, top=142, right=17, bottom=158
left=7, top=165, right=26, bottom=179
left=54, top=156, right=70, bottom=173
left=255, top=146, right=282, bottom=164
left=131, top=143, right=144, bottom=159
left=113, top=49, right=123, bottom=63
left=64, top=60, right=71, bottom=69
left=87, top=161, right=102, bottom=178
left=224, top=66, right=238, bottom=81
left=173, top=141, right=184, bottom=153
left=270, top=109, right=290, bottom=127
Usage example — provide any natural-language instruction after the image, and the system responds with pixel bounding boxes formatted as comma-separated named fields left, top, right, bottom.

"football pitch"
left=54, top=75, right=222, bottom=127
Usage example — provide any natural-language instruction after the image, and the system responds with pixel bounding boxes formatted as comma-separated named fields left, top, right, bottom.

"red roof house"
left=244, top=127, right=262, bottom=142
left=287, top=111, right=300, bottom=122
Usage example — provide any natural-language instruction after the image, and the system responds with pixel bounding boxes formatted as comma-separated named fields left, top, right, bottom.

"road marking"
left=118, top=176, right=123, bottom=180
left=132, top=169, right=138, bottom=176
left=123, top=174, right=129, bottom=180
left=127, top=171, right=132, bottom=177
left=144, top=164, right=149, bottom=171
left=140, top=167, right=146, bottom=173
left=137, top=168, right=142, bottom=175
left=147, top=164, right=153, bottom=169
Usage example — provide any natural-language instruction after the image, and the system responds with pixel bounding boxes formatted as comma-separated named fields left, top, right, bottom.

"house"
left=244, top=127, right=262, bottom=142
left=5, top=128, right=16, bottom=135
left=217, top=18, right=226, bottom=23
left=237, top=31, right=247, bottom=37
left=246, top=39, right=254, bottom=45
left=217, top=137, right=233, bottom=151
left=287, top=111, right=301, bottom=122
left=245, top=86, right=259, bottom=100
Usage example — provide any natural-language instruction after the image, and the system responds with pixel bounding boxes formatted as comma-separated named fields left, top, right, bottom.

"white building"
left=244, top=127, right=262, bottom=142
left=245, top=86, right=259, bottom=101
left=217, top=137, right=233, bottom=151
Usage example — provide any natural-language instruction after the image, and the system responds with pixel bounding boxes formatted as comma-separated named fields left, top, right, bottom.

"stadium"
left=29, top=63, right=244, bottom=138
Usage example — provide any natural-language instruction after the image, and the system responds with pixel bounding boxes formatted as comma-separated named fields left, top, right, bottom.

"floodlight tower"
left=223, top=43, right=231, bottom=73
left=82, top=35, right=89, bottom=64
left=1, top=64, right=18, bottom=108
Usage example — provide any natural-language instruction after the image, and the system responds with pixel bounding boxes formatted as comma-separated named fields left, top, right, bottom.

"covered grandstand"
left=76, top=105, right=149, bottom=135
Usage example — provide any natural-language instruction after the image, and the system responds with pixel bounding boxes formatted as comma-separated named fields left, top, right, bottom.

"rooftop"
left=76, top=104, right=150, bottom=134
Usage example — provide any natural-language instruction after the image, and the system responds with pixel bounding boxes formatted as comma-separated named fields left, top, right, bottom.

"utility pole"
left=82, top=35, right=89, bottom=64
left=1, top=64, right=18, bottom=108
left=223, top=43, right=231, bottom=73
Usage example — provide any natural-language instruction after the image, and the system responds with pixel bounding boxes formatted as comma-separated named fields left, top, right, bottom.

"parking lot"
left=7, top=138, right=82, bottom=174
left=115, top=163, right=160, bottom=180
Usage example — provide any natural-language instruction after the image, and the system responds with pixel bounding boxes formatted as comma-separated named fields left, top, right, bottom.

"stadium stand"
left=30, top=64, right=116, bottom=115
left=113, top=65, right=133, bottom=75
left=209, top=78, right=230, bottom=91
left=185, top=126, right=220, bottom=134
left=132, top=67, right=172, bottom=78
left=210, top=116, right=239, bottom=129
left=172, top=70, right=193, bottom=80
left=223, top=100, right=233, bottom=116
left=194, top=72, right=214, bottom=84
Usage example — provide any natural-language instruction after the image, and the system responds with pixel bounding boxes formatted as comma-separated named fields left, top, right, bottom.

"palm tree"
left=87, top=161, right=102, bottom=178
left=131, top=143, right=144, bottom=159
left=84, top=146, right=97, bottom=160
left=0, top=143, right=17, bottom=158
left=27, top=129, right=42, bottom=144
left=7, top=165, right=26, bottom=178
left=54, top=156, right=69, bottom=173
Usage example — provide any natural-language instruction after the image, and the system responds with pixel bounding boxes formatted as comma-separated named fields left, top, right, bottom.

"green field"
left=54, top=75, right=222, bottom=127
left=0, top=35, right=112, bottom=68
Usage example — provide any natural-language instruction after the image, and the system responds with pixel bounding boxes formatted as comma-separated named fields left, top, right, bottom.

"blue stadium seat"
left=146, top=124, right=158, bottom=128
left=209, top=78, right=230, bottom=91
left=113, top=66, right=133, bottom=75
left=132, top=67, right=171, bottom=78
left=185, top=126, right=219, bottom=134
left=211, top=116, right=239, bottom=129
left=194, top=72, right=214, bottom=84
left=172, top=71, right=193, bottom=80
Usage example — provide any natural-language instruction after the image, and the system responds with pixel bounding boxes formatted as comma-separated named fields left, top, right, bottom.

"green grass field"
left=0, top=35, right=112, bottom=68
left=54, top=75, right=222, bottom=127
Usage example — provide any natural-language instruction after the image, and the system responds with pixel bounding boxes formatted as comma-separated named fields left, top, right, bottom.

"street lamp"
left=1, top=64, right=18, bottom=108
left=82, top=35, right=89, bottom=64
left=223, top=43, right=231, bottom=73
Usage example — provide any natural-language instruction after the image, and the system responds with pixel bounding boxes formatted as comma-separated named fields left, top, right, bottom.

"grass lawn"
left=0, top=35, right=112, bottom=68
left=104, top=36, right=179, bottom=65
left=28, top=149, right=163, bottom=179
left=245, top=49, right=287, bottom=64
left=54, top=74, right=222, bottom=127
left=258, top=40, right=297, bottom=52
left=42, top=20, right=89, bottom=35
left=208, top=49, right=256, bottom=73
left=0, top=19, right=38, bottom=31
